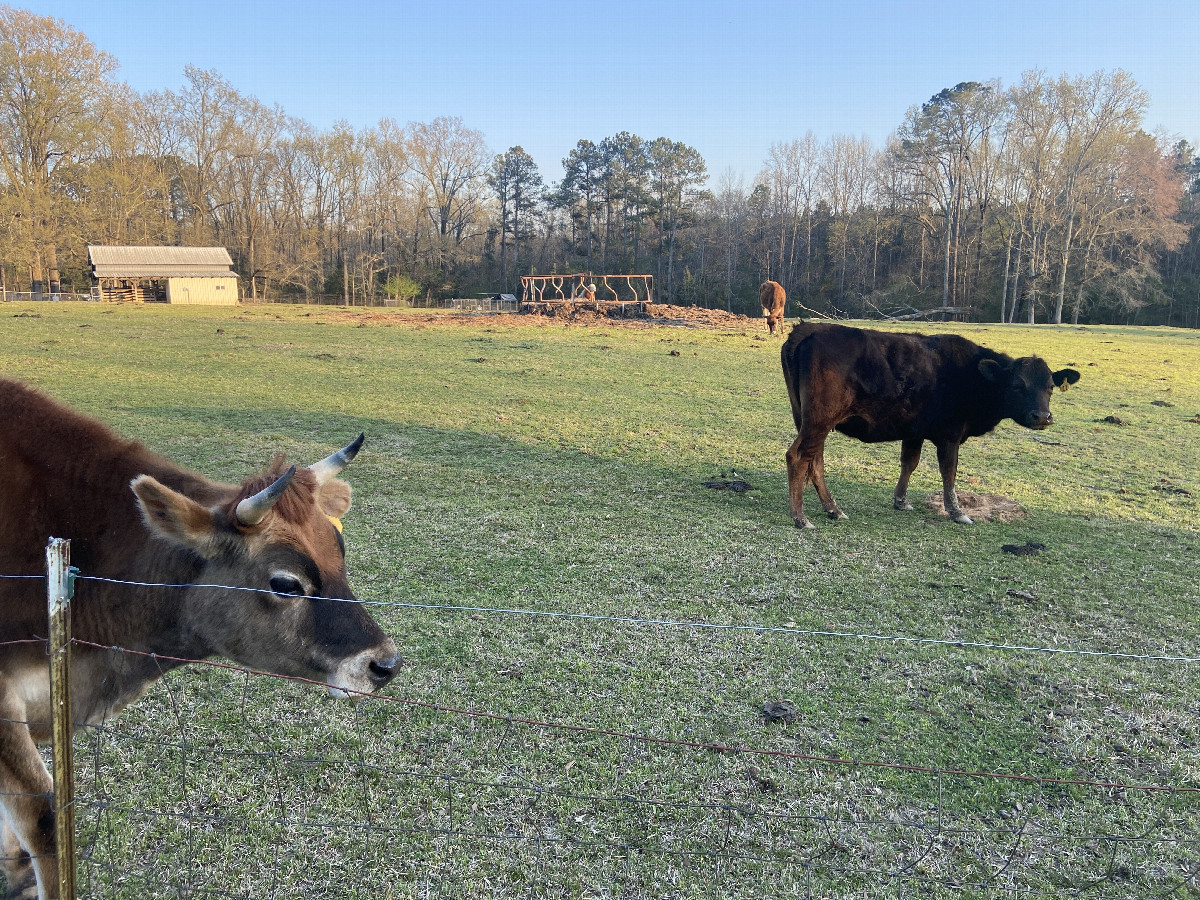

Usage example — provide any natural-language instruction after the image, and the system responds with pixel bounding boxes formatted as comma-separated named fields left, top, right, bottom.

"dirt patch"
left=642, top=304, right=765, bottom=329
left=761, top=700, right=798, bottom=723
left=1152, top=479, right=1192, bottom=496
left=702, top=477, right=752, bottom=493
left=300, top=304, right=769, bottom=332
left=924, top=490, right=1025, bottom=523
left=1002, top=541, right=1047, bottom=556
left=520, top=302, right=765, bottom=330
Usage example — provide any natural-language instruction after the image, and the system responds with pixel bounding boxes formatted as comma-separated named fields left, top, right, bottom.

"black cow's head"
left=979, top=356, right=1081, bottom=430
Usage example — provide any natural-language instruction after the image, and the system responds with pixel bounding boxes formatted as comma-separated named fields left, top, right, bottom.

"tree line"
left=2, top=6, right=1198, bottom=325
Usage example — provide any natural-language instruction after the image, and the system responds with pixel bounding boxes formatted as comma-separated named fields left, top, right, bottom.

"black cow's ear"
left=978, top=359, right=1005, bottom=382
left=1052, top=368, right=1081, bottom=391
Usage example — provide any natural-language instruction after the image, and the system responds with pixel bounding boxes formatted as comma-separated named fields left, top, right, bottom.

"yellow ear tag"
left=326, top=515, right=343, bottom=533
left=1059, top=383, right=1069, bottom=393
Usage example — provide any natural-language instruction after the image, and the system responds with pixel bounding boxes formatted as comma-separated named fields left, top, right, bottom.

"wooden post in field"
left=46, top=538, right=77, bottom=900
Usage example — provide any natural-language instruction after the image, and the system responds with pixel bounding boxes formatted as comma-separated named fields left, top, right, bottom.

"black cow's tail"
left=781, top=330, right=806, bottom=435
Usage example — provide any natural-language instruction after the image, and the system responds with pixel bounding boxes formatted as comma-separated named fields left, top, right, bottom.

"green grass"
left=2, top=302, right=1198, bottom=898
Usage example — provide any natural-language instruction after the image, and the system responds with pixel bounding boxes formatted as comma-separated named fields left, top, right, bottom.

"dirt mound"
left=522, top=302, right=764, bottom=330
left=642, top=304, right=763, bottom=329
left=924, top=491, right=1025, bottom=523
left=286, top=303, right=772, bottom=332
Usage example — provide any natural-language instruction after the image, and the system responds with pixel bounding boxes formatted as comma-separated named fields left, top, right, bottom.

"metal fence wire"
left=2, top=561, right=1197, bottom=899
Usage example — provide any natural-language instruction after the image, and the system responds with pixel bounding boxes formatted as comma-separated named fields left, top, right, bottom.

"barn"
left=87, top=245, right=239, bottom=304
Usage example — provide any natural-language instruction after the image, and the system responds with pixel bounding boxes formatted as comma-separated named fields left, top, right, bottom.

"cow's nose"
left=1028, top=411, right=1052, bottom=428
left=368, top=653, right=402, bottom=685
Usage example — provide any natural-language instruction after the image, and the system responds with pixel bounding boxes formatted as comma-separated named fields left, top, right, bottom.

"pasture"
left=2, top=302, right=1198, bottom=898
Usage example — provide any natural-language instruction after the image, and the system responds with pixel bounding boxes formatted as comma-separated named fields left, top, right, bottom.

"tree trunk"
left=1010, top=233, right=1024, bottom=324
left=1053, top=213, right=1074, bottom=325
left=1025, top=231, right=1038, bottom=325
left=512, top=193, right=520, bottom=287
left=919, top=224, right=926, bottom=289
left=45, top=245, right=60, bottom=296
left=499, top=205, right=508, bottom=293
left=585, top=195, right=593, bottom=271
left=30, top=259, right=43, bottom=298
left=1071, top=239, right=1095, bottom=325
left=804, top=209, right=813, bottom=299
left=949, top=182, right=962, bottom=311
left=941, top=188, right=953, bottom=309
left=249, top=234, right=258, bottom=301
left=1000, top=227, right=1013, bottom=324
left=667, top=217, right=677, bottom=303
left=872, top=221, right=879, bottom=292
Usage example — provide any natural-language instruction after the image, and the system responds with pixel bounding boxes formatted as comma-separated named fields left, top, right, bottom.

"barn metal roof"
left=87, top=245, right=237, bottom=279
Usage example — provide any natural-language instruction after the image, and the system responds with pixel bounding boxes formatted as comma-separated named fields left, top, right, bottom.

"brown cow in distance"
left=781, top=322, right=1080, bottom=528
left=0, top=378, right=399, bottom=899
left=759, top=281, right=786, bottom=335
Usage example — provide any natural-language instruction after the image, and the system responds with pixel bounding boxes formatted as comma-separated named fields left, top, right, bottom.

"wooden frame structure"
left=520, top=273, right=654, bottom=305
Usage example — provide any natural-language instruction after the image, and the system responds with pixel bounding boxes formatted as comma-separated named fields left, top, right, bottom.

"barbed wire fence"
left=2, top=543, right=1198, bottom=899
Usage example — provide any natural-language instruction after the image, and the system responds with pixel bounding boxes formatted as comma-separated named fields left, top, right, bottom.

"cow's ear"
left=131, top=476, right=219, bottom=553
left=316, top=479, right=352, bottom=519
left=978, top=359, right=1006, bottom=382
left=1053, top=368, right=1081, bottom=391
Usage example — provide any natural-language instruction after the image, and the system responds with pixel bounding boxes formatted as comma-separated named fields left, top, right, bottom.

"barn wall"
left=166, top=277, right=238, bottom=305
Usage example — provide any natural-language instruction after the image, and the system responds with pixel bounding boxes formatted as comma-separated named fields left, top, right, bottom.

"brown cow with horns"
left=781, top=322, right=1081, bottom=528
left=0, top=378, right=399, bottom=899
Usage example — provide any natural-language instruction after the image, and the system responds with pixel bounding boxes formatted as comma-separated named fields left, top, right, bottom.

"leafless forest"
left=3, top=6, right=1199, bottom=325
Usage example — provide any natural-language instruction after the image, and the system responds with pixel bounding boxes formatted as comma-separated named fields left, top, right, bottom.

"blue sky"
left=22, top=0, right=1200, bottom=184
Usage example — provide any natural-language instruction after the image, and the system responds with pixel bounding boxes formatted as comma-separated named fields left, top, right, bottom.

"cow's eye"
left=269, top=574, right=306, bottom=596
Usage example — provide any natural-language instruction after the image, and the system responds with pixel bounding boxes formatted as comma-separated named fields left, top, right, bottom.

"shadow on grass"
left=121, top=402, right=1199, bottom=652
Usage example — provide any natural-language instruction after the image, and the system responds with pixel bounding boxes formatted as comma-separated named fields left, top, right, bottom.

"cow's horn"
left=235, top=466, right=296, bottom=526
left=308, top=433, right=364, bottom=485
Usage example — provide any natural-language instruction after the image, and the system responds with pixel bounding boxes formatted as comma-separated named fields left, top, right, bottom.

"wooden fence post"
left=46, top=538, right=77, bottom=900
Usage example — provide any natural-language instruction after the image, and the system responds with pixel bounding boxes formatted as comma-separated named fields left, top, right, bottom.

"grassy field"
left=2, top=302, right=1198, bottom=898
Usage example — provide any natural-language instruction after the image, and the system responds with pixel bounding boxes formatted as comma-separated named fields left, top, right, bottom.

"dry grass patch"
left=924, top=489, right=1027, bottom=523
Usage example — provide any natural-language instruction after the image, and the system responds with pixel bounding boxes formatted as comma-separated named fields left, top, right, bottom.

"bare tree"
left=760, top=134, right=820, bottom=296
left=1048, top=70, right=1147, bottom=322
left=819, top=134, right=875, bottom=303
left=894, top=82, right=997, bottom=312
left=648, top=137, right=708, bottom=301
left=0, top=5, right=116, bottom=292
left=408, top=116, right=490, bottom=279
left=712, top=169, right=748, bottom=310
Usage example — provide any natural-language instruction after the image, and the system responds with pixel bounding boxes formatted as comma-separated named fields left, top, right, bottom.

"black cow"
left=781, top=322, right=1080, bottom=528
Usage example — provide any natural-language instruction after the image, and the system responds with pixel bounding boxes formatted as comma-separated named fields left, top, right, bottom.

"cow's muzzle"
left=1025, top=411, right=1053, bottom=429
left=327, top=643, right=402, bottom=697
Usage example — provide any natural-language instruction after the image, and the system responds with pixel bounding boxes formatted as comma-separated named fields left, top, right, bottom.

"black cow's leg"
left=893, top=438, right=923, bottom=511
left=785, top=435, right=817, bottom=529
left=810, top=448, right=848, bottom=520
left=935, top=441, right=972, bottom=524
